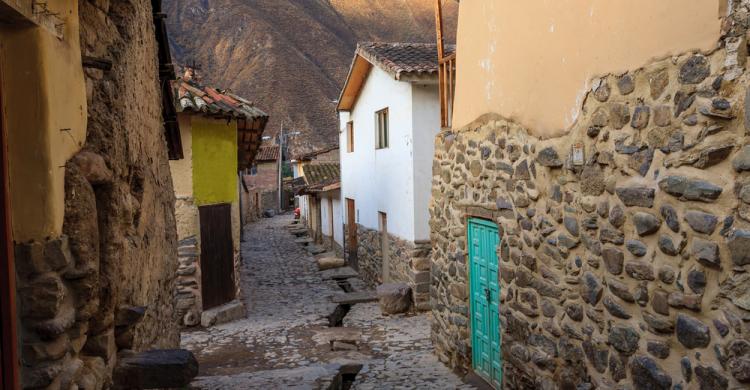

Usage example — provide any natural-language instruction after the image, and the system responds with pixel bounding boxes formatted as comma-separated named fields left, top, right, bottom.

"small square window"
left=375, top=108, right=389, bottom=149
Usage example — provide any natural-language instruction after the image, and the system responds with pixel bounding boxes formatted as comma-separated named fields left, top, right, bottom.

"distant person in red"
left=294, top=208, right=301, bottom=219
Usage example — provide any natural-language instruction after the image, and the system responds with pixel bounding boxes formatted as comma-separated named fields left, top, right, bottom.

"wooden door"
left=0, top=67, right=19, bottom=389
left=199, top=203, right=236, bottom=310
left=346, top=198, right=357, bottom=269
left=468, top=218, right=501, bottom=388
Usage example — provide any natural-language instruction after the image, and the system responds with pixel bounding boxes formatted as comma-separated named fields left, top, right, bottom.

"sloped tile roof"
left=357, top=42, right=454, bottom=79
left=256, top=146, right=280, bottom=162
left=294, top=146, right=339, bottom=161
left=301, top=162, right=340, bottom=193
left=173, top=78, right=269, bottom=120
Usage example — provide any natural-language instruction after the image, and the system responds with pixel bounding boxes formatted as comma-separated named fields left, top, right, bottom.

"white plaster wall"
left=340, top=66, right=416, bottom=241
left=320, top=190, right=344, bottom=247
left=332, top=193, right=343, bottom=246
left=411, top=83, right=440, bottom=241
left=299, top=194, right=310, bottom=224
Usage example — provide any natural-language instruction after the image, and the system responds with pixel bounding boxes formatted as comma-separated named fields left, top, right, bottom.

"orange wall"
left=452, top=0, right=722, bottom=137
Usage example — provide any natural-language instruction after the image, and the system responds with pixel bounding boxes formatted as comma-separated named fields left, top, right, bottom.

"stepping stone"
left=201, top=300, right=246, bottom=327
left=112, top=349, right=198, bottom=389
left=295, top=237, right=313, bottom=245
left=317, top=256, right=345, bottom=271
left=320, top=266, right=359, bottom=281
left=306, top=245, right=326, bottom=255
left=332, top=341, right=357, bottom=351
left=312, top=327, right=362, bottom=345
left=291, top=230, right=309, bottom=237
left=332, top=291, right=378, bottom=305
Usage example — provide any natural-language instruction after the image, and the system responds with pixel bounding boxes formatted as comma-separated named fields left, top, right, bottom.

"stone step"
left=320, top=266, right=359, bottom=281
left=306, top=245, right=326, bottom=255
left=332, top=291, right=378, bottom=305
left=112, top=349, right=198, bottom=389
left=312, top=327, right=362, bottom=345
left=317, top=257, right=345, bottom=271
left=201, top=300, right=246, bottom=327
left=295, top=237, right=313, bottom=245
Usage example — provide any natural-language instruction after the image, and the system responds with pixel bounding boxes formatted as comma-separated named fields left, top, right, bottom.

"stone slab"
left=112, top=349, right=198, bottom=389
left=295, top=237, right=313, bottom=245
left=306, top=245, right=326, bottom=255
left=312, top=327, right=362, bottom=346
left=317, top=257, right=346, bottom=271
left=332, top=291, right=378, bottom=305
left=200, top=300, right=246, bottom=328
left=320, top=266, right=359, bottom=281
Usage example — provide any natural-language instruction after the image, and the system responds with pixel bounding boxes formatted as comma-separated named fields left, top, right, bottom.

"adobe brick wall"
left=12, top=1, right=181, bottom=388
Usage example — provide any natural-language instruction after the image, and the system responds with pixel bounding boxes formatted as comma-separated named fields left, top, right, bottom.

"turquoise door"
left=468, top=218, right=502, bottom=388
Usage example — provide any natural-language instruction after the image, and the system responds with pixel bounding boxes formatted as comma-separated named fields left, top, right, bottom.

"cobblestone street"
left=182, top=214, right=475, bottom=389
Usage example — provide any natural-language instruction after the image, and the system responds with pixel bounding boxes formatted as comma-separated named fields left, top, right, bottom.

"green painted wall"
left=192, top=117, right=238, bottom=205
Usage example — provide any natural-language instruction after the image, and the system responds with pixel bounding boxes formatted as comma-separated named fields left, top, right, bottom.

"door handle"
left=485, top=288, right=491, bottom=302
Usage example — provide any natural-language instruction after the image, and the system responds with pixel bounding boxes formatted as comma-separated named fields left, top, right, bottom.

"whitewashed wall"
left=320, top=191, right=344, bottom=247
left=340, top=65, right=438, bottom=242
left=411, top=83, right=440, bottom=241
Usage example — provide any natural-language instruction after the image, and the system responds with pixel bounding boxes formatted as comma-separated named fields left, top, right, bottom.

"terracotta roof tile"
left=256, top=146, right=280, bottom=162
left=356, top=42, right=454, bottom=79
left=173, top=78, right=268, bottom=120
left=301, top=162, right=340, bottom=192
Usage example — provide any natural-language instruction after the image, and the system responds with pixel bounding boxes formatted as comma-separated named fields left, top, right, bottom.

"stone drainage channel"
left=321, top=270, right=363, bottom=389
left=292, top=223, right=365, bottom=390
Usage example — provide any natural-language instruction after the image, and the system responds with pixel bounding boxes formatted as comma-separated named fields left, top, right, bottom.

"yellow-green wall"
left=192, top=117, right=238, bottom=205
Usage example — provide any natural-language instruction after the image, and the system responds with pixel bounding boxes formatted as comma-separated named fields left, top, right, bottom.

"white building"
left=337, top=42, right=441, bottom=310
left=295, top=159, right=343, bottom=254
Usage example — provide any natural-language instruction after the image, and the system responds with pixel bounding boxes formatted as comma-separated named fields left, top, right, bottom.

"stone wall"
left=176, top=237, right=202, bottom=326
left=356, top=225, right=431, bottom=310
left=10, top=1, right=181, bottom=388
left=321, top=234, right=344, bottom=257
left=430, top=7, right=750, bottom=389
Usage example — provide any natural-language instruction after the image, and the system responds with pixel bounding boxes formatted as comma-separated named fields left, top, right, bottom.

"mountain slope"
left=164, top=0, right=457, bottom=155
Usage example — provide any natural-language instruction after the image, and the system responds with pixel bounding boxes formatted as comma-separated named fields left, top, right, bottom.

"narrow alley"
left=182, top=214, right=475, bottom=389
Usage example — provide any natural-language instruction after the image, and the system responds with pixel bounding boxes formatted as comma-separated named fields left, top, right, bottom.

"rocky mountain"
left=163, top=0, right=457, bottom=155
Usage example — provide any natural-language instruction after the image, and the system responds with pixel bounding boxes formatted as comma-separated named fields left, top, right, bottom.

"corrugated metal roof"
left=256, top=146, right=280, bottom=162
left=173, top=78, right=269, bottom=121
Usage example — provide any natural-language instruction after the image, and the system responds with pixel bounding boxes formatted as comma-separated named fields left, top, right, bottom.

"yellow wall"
left=171, top=114, right=198, bottom=240
left=170, top=114, right=195, bottom=198
left=0, top=0, right=87, bottom=242
left=192, top=116, right=238, bottom=205
left=452, top=0, right=722, bottom=137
